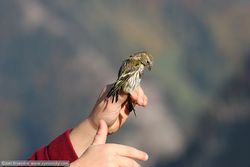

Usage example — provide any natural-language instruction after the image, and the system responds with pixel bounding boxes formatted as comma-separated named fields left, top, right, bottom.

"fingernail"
left=145, top=153, right=149, bottom=160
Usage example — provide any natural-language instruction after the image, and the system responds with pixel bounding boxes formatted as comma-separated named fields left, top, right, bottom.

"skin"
left=70, top=120, right=148, bottom=167
left=69, top=84, right=149, bottom=166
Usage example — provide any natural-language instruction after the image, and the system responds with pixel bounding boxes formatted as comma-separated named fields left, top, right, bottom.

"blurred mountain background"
left=0, top=0, right=250, bottom=166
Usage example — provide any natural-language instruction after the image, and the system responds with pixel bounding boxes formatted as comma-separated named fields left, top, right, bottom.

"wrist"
left=69, top=118, right=98, bottom=157
left=86, top=116, right=99, bottom=131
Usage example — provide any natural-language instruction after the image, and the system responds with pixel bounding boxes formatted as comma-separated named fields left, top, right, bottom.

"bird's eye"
left=147, top=60, right=150, bottom=64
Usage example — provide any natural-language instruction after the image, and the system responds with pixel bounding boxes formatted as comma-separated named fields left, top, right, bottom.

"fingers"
left=92, top=120, right=108, bottom=145
left=118, top=156, right=141, bottom=167
left=143, top=95, right=148, bottom=106
left=130, top=86, right=148, bottom=107
left=102, top=84, right=148, bottom=107
left=112, top=144, right=148, bottom=161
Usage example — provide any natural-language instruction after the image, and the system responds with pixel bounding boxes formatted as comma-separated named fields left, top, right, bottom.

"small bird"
left=107, top=51, right=153, bottom=115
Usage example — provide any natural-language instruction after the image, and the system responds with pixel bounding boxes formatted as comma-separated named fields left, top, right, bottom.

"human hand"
left=70, top=120, right=148, bottom=167
left=88, top=84, right=148, bottom=133
left=69, top=84, right=148, bottom=157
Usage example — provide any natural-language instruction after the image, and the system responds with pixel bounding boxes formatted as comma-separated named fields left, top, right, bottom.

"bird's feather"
left=107, top=51, right=153, bottom=115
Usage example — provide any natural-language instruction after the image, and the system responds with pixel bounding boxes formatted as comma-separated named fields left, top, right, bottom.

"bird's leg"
left=111, top=94, right=115, bottom=103
left=128, top=94, right=136, bottom=116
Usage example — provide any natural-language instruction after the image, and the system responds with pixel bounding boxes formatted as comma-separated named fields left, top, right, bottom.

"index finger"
left=111, top=144, right=148, bottom=161
left=130, top=86, right=148, bottom=107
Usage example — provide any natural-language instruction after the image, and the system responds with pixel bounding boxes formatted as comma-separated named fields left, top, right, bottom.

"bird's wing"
left=107, top=59, right=140, bottom=99
left=118, top=59, right=140, bottom=78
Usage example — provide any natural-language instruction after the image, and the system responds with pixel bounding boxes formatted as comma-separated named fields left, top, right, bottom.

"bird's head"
left=131, top=51, right=153, bottom=71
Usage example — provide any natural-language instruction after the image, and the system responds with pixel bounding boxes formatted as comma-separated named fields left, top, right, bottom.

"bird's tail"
left=107, top=82, right=122, bottom=102
left=107, top=83, right=136, bottom=116
left=128, top=94, right=136, bottom=116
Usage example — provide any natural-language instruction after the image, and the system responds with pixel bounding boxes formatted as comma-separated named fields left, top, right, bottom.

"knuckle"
left=103, top=144, right=113, bottom=154
left=126, top=148, right=136, bottom=157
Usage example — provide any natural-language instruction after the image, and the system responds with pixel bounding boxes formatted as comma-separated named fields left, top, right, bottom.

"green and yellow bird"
left=107, top=51, right=153, bottom=115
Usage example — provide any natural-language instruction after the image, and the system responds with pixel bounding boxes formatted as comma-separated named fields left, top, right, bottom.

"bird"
left=107, top=51, right=153, bottom=116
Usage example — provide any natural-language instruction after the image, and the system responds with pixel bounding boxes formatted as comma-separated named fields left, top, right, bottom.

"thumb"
left=92, top=120, right=108, bottom=145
